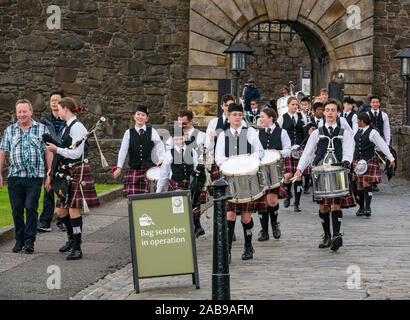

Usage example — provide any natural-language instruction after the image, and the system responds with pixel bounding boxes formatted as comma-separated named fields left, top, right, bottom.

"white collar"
left=361, top=125, right=370, bottom=133
left=230, top=126, right=242, bottom=135
left=266, top=124, right=276, bottom=132
left=135, top=124, right=147, bottom=132
left=325, top=122, right=337, bottom=130
left=174, top=144, right=186, bottom=153
left=184, top=127, right=195, bottom=137
left=343, top=110, right=351, bottom=116
left=371, top=109, right=380, bottom=115
left=66, top=116, right=77, bottom=127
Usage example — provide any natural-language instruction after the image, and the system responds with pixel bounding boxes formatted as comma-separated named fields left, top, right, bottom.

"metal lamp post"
left=223, top=41, right=253, bottom=104
left=394, top=45, right=410, bottom=126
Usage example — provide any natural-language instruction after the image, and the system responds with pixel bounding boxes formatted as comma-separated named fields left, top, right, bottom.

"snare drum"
left=260, top=150, right=283, bottom=190
left=220, top=154, right=265, bottom=203
left=311, top=165, right=349, bottom=199
left=146, top=167, right=161, bottom=193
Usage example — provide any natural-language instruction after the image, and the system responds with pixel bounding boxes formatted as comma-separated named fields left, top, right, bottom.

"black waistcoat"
left=128, top=126, right=155, bottom=169
left=185, top=129, right=200, bottom=150
left=342, top=111, right=356, bottom=129
left=170, top=148, right=194, bottom=182
left=313, top=126, right=344, bottom=166
left=224, top=128, right=252, bottom=157
left=282, top=112, right=304, bottom=145
left=259, top=126, right=283, bottom=150
left=368, top=110, right=384, bottom=138
left=60, top=119, right=89, bottom=164
left=354, top=127, right=375, bottom=161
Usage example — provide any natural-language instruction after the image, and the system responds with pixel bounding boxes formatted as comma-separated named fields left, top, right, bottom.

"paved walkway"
left=1, top=178, right=409, bottom=300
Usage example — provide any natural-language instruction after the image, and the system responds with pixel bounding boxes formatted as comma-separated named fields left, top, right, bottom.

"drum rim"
left=312, top=165, right=348, bottom=172
left=146, top=167, right=161, bottom=181
left=227, top=190, right=265, bottom=203
left=261, top=149, right=282, bottom=166
left=220, top=154, right=261, bottom=177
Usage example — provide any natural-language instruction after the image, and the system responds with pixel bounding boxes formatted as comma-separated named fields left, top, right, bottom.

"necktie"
left=359, top=128, right=364, bottom=136
left=316, top=120, right=320, bottom=127
left=329, top=126, right=334, bottom=136
left=139, top=129, right=144, bottom=136
left=223, top=118, right=229, bottom=130
left=292, top=116, right=296, bottom=126
left=267, top=128, right=271, bottom=135
left=374, top=111, right=378, bottom=119
left=344, top=113, right=348, bottom=118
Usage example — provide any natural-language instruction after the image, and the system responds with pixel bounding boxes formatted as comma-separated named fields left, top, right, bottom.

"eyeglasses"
left=250, top=103, right=257, bottom=105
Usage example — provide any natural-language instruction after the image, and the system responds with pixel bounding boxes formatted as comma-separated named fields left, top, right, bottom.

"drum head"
left=261, top=150, right=281, bottom=165
left=146, top=167, right=161, bottom=181
left=220, top=155, right=260, bottom=176
left=313, top=165, right=345, bottom=173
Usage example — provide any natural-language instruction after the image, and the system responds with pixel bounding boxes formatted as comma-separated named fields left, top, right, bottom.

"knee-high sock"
left=227, top=220, right=236, bottom=251
left=319, top=211, right=331, bottom=236
left=268, top=204, right=279, bottom=227
left=358, top=189, right=364, bottom=209
left=241, top=218, right=254, bottom=245
left=331, top=210, right=343, bottom=236
left=294, top=180, right=303, bottom=205
left=303, top=175, right=310, bottom=189
left=364, top=186, right=372, bottom=210
left=284, top=183, right=292, bottom=197
left=258, top=212, right=269, bottom=233
left=61, top=214, right=73, bottom=241
left=70, top=217, right=83, bottom=250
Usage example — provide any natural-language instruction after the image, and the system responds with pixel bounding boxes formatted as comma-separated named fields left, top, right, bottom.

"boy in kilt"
left=277, top=97, right=306, bottom=212
left=352, top=113, right=395, bottom=217
left=294, top=99, right=355, bottom=252
left=215, top=103, right=265, bottom=262
left=45, top=97, right=100, bottom=260
left=257, top=107, right=291, bottom=241
left=113, top=106, right=165, bottom=196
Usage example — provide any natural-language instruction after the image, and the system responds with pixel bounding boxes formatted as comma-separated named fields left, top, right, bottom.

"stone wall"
left=0, top=0, right=190, bottom=137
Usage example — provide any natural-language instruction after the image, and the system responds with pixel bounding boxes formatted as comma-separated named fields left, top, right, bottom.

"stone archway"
left=187, top=0, right=374, bottom=126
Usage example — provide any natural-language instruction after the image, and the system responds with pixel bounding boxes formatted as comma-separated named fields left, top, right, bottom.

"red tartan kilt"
left=123, top=166, right=149, bottom=197
left=266, top=184, right=288, bottom=199
left=314, top=185, right=356, bottom=208
left=210, top=163, right=221, bottom=182
left=227, top=194, right=268, bottom=213
left=283, top=156, right=299, bottom=174
left=168, top=179, right=202, bottom=218
left=303, top=165, right=312, bottom=175
left=352, top=156, right=382, bottom=184
left=56, top=164, right=100, bottom=209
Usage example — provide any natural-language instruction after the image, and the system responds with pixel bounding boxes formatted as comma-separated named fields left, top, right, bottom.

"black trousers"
left=39, top=186, right=55, bottom=225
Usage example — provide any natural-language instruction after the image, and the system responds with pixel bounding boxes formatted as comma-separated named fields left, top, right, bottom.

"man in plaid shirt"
left=0, top=99, right=53, bottom=254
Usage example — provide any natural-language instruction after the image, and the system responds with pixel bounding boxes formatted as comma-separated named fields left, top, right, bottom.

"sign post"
left=128, top=190, right=200, bottom=293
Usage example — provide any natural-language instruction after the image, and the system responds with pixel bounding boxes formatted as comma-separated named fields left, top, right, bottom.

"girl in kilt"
left=277, top=97, right=307, bottom=212
left=295, top=99, right=355, bottom=252
left=215, top=103, right=265, bottom=262
left=45, top=97, right=99, bottom=260
left=113, top=106, right=165, bottom=197
left=352, top=113, right=395, bottom=217
left=257, top=107, right=291, bottom=241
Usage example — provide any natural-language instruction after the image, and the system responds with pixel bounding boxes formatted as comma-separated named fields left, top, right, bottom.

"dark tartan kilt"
left=210, top=163, right=221, bottom=181
left=283, top=156, right=299, bottom=174
left=227, top=194, right=268, bottom=214
left=303, top=164, right=312, bottom=175
left=313, top=185, right=356, bottom=208
left=56, top=164, right=100, bottom=209
left=352, top=156, right=382, bottom=184
left=168, top=179, right=201, bottom=218
left=266, top=184, right=288, bottom=199
left=123, top=166, right=149, bottom=197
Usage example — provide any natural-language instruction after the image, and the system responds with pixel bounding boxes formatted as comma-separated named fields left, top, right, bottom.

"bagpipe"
left=43, top=117, right=108, bottom=210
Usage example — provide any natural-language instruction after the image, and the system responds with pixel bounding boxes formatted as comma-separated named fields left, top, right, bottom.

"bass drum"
left=311, top=165, right=349, bottom=199
left=220, top=154, right=265, bottom=203
left=146, top=167, right=161, bottom=193
left=260, top=150, right=283, bottom=190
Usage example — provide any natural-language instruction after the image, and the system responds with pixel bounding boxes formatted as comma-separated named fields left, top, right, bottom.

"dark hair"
left=250, top=98, right=258, bottom=104
left=300, top=97, right=310, bottom=104
left=50, top=89, right=65, bottom=98
left=323, top=98, right=341, bottom=112
left=221, top=93, right=235, bottom=105
left=358, top=112, right=371, bottom=125
left=281, top=87, right=289, bottom=93
left=58, top=97, right=81, bottom=114
left=178, top=109, right=193, bottom=121
left=356, top=100, right=363, bottom=107
left=343, top=96, right=355, bottom=105
left=320, top=88, right=329, bottom=94
left=312, top=102, right=324, bottom=111
left=228, top=103, right=243, bottom=113
left=261, top=106, right=279, bottom=127
left=369, top=95, right=381, bottom=103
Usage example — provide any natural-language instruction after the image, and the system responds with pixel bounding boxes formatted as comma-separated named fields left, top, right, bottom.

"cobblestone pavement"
left=71, top=177, right=410, bottom=300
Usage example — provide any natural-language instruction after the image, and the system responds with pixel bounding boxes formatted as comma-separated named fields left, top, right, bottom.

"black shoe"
left=356, top=208, right=365, bottom=216
left=56, top=221, right=67, bottom=232
left=319, top=234, right=331, bottom=248
left=284, top=197, right=291, bottom=208
left=272, top=223, right=281, bottom=239
left=330, top=234, right=343, bottom=251
left=257, top=231, right=269, bottom=241
left=363, top=208, right=372, bottom=217
left=241, top=243, right=254, bottom=260
left=232, top=233, right=236, bottom=242
left=372, top=185, right=380, bottom=192
left=23, top=240, right=34, bottom=254
left=59, top=240, right=73, bottom=253
left=66, top=249, right=82, bottom=260
left=294, top=204, right=302, bottom=212
left=12, top=242, right=24, bottom=253
left=195, top=227, right=205, bottom=238
left=304, top=186, right=310, bottom=194
left=37, top=223, right=51, bottom=232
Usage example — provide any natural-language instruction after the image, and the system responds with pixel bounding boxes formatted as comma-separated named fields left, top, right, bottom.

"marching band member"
left=300, top=97, right=313, bottom=194
left=352, top=113, right=395, bottom=217
left=215, top=103, right=264, bottom=262
left=319, top=88, right=329, bottom=102
left=299, top=97, right=311, bottom=124
left=244, top=98, right=261, bottom=125
left=257, top=107, right=291, bottom=241
left=341, top=97, right=358, bottom=134
left=277, top=97, right=306, bottom=212
left=294, top=99, right=355, bottom=252
left=113, top=106, right=165, bottom=197
left=45, top=97, right=100, bottom=260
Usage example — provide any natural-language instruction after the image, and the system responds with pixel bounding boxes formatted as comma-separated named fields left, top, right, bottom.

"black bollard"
left=212, top=178, right=231, bottom=300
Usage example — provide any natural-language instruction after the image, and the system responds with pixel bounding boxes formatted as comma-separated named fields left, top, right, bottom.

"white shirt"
left=368, top=109, right=391, bottom=145
left=277, top=112, right=301, bottom=128
left=342, top=111, right=358, bottom=135
left=215, top=125, right=264, bottom=166
left=57, top=116, right=88, bottom=160
left=297, top=122, right=355, bottom=172
left=116, top=125, right=165, bottom=168
left=356, top=126, right=395, bottom=162
left=262, top=124, right=291, bottom=158
left=165, top=127, right=206, bottom=151
left=316, top=116, right=354, bottom=136
left=156, top=145, right=198, bottom=193
left=206, top=114, right=247, bottom=151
